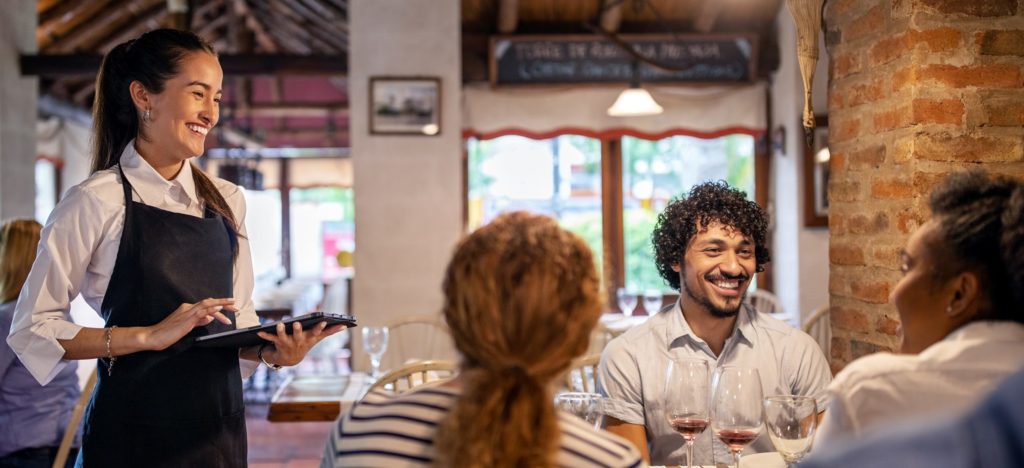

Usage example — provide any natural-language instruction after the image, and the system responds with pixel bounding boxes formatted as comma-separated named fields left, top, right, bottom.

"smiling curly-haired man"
left=598, top=181, right=832, bottom=466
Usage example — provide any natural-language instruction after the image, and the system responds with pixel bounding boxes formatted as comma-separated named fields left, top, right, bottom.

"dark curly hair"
left=927, top=170, right=1024, bottom=322
left=652, top=181, right=770, bottom=291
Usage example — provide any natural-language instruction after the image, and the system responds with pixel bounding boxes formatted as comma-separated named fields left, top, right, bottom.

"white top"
left=816, top=320, right=1024, bottom=447
left=322, top=384, right=645, bottom=468
left=599, top=301, right=832, bottom=466
left=6, top=141, right=260, bottom=385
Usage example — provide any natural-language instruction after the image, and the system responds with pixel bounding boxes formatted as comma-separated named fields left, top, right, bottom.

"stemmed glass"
left=764, top=396, right=818, bottom=467
left=616, top=288, right=637, bottom=316
left=643, top=289, right=663, bottom=314
left=361, top=326, right=389, bottom=379
left=712, top=367, right=764, bottom=468
left=663, top=358, right=710, bottom=468
left=554, top=392, right=604, bottom=429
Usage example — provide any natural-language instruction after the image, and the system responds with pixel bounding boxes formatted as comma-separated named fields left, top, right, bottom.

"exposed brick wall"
left=824, top=0, right=1024, bottom=372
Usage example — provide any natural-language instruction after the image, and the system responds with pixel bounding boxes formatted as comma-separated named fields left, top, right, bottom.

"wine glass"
left=616, top=288, right=637, bottom=316
left=642, top=289, right=663, bottom=314
left=361, top=326, right=389, bottom=378
left=712, top=367, right=764, bottom=468
left=663, top=358, right=710, bottom=468
left=764, top=395, right=818, bottom=467
left=554, top=392, right=604, bottom=429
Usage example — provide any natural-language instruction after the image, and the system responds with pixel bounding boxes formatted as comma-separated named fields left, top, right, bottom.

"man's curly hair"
left=652, top=181, right=770, bottom=291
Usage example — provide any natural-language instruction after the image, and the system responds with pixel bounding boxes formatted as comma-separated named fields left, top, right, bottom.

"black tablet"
left=193, top=312, right=357, bottom=349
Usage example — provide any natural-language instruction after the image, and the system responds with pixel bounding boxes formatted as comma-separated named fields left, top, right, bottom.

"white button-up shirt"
left=816, top=320, right=1024, bottom=447
left=6, top=141, right=260, bottom=385
left=599, top=301, right=832, bottom=466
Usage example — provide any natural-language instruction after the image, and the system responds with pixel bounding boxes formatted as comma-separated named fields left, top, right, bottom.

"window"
left=290, top=187, right=355, bottom=283
left=467, top=135, right=604, bottom=270
left=467, top=132, right=763, bottom=307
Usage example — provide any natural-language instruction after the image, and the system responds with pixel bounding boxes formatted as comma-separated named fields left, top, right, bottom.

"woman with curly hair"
left=322, top=212, right=642, bottom=468
left=599, top=181, right=830, bottom=465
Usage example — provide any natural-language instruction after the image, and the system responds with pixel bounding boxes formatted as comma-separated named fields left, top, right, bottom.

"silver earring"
left=143, top=108, right=151, bottom=123
left=946, top=304, right=955, bottom=316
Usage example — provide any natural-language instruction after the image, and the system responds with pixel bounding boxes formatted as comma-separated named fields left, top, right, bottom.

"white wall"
left=349, top=0, right=463, bottom=371
left=0, top=0, right=37, bottom=220
left=771, top=8, right=831, bottom=324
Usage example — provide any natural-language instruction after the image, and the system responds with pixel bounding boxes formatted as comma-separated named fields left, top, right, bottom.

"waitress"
left=6, top=29, right=344, bottom=467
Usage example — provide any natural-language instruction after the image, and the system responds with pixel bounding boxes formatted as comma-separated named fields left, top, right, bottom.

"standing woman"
left=0, top=220, right=80, bottom=467
left=6, top=29, right=343, bottom=467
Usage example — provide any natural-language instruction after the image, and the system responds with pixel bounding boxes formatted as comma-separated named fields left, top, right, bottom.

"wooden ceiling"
left=32, top=0, right=782, bottom=150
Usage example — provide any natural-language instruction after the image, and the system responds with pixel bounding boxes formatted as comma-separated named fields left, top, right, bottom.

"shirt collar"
left=119, top=140, right=199, bottom=207
left=665, top=297, right=756, bottom=350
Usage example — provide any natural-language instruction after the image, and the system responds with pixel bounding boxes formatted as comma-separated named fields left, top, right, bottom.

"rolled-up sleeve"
left=6, top=186, right=108, bottom=385
left=784, top=330, right=833, bottom=413
left=598, top=337, right=646, bottom=425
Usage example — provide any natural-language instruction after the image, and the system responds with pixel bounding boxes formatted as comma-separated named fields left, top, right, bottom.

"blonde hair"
left=435, top=212, right=603, bottom=468
left=0, top=219, right=42, bottom=303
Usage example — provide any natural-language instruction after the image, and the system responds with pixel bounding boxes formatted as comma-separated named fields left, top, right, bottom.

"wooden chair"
left=52, top=369, right=97, bottom=468
left=563, top=354, right=601, bottom=393
left=744, top=288, right=784, bottom=315
left=380, top=314, right=455, bottom=371
left=802, top=306, right=831, bottom=364
left=368, top=359, right=458, bottom=395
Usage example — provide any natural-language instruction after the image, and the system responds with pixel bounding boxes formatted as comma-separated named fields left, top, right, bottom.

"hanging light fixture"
left=607, top=60, right=664, bottom=117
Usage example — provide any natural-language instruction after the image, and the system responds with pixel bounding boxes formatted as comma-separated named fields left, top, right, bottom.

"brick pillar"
left=824, top=0, right=1024, bottom=371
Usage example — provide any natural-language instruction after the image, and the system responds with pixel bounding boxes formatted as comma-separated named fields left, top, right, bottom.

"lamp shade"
left=607, top=87, right=664, bottom=116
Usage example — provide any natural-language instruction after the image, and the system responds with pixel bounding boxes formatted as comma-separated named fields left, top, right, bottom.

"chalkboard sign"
left=489, top=34, right=757, bottom=86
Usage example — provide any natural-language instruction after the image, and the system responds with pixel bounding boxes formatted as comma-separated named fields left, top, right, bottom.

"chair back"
left=52, top=369, right=97, bottom=468
left=563, top=354, right=601, bottom=393
left=802, top=305, right=832, bottom=364
left=744, top=288, right=784, bottom=315
left=367, top=359, right=458, bottom=395
left=380, top=314, right=456, bottom=370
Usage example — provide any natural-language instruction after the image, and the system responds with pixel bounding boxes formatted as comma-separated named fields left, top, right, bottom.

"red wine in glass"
left=716, top=427, right=760, bottom=451
left=668, top=415, right=709, bottom=441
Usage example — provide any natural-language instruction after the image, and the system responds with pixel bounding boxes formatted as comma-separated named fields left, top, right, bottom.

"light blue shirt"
left=0, top=300, right=80, bottom=457
left=598, top=301, right=831, bottom=466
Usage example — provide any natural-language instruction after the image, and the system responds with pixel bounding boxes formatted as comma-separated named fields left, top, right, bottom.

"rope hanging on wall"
left=786, top=0, right=825, bottom=147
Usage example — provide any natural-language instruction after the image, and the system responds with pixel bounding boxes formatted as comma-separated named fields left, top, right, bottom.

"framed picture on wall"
left=803, top=116, right=829, bottom=227
left=369, top=77, right=441, bottom=136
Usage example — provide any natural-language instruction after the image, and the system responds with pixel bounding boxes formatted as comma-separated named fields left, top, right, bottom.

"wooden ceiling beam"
left=599, top=0, right=623, bottom=33
left=21, top=53, right=349, bottom=76
left=39, top=0, right=84, bottom=28
left=256, top=0, right=337, bottom=53
left=48, top=0, right=165, bottom=53
left=278, top=0, right=349, bottom=52
left=497, top=0, right=518, bottom=34
left=97, top=7, right=170, bottom=54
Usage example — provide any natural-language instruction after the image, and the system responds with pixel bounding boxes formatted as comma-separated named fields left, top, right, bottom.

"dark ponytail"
left=91, top=29, right=241, bottom=256
left=1001, top=184, right=1024, bottom=312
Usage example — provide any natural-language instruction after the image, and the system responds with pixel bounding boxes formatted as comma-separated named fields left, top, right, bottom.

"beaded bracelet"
left=105, top=326, right=118, bottom=376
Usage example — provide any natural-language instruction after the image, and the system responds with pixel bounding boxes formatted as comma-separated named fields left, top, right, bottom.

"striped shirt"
left=322, top=384, right=645, bottom=468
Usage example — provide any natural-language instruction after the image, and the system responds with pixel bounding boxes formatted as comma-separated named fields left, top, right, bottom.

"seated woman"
left=0, top=220, right=80, bottom=467
left=816, top=170, right=1024, bottom=446
left=322, top=212, right=643, bottom=467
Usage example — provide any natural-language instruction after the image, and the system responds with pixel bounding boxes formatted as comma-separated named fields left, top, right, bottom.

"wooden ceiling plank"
left=497, top=0, right=518, bottom=34
left=277, top=0, right=349, bottom=52
left=37, top=0, right=65, bottom=17
left=693, top=0, right=724, bottom=33
left=38, top=0, right=115, bottom=51
left=232, top=0, right=279, bottom=53
left=97, top=8, right=170, bottom=54
left=250, top=0, right=325, bottom=53
left=599, top=0, right=623, bottom=33
left=39, top=0, right=84, bottom=27
left=49, top=0, right=165, bottom=53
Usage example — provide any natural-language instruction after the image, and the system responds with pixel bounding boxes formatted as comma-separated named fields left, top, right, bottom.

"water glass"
left=712, top=367, right=764, bottom=468
left=663, top=358, right=710, bottom=468
left=642, top=289, right=663, bottom=314
left=764, top=395, right=818, bottom=467
left=361, top=326, right=389, bottom=378
left=554, top=392, right=604, bottom=429
left=616, top=288, right=637, bottom=316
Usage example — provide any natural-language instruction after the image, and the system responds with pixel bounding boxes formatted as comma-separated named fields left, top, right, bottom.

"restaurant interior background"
left=3, top=0, right=1023, bottom=383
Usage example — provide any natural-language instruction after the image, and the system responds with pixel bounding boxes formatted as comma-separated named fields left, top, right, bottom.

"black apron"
left=77, top=165, right=246, bottom=467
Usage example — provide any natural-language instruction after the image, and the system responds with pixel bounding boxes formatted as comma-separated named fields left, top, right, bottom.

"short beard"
left=684, top=280, right=744, bottom=318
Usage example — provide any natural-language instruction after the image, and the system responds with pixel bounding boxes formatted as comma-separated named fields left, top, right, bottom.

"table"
left=267, top=373, right=372, bottom=422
